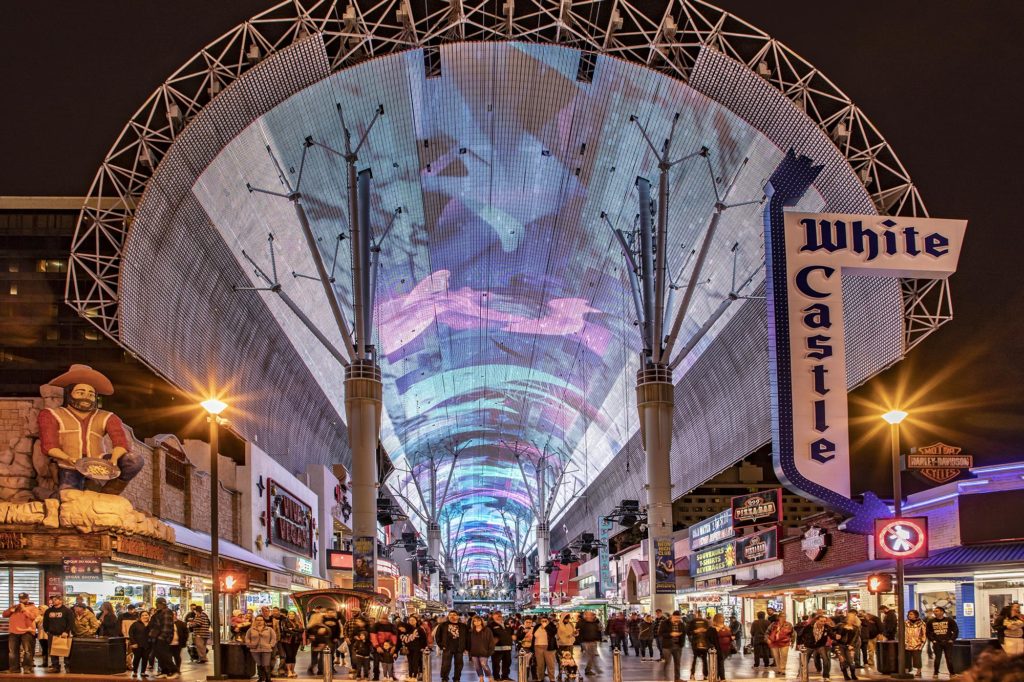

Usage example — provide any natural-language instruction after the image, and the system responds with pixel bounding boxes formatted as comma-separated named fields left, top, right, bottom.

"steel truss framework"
left=67, top=0, right=948, bottom=371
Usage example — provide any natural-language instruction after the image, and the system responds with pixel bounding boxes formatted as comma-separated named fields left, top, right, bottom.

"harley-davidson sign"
left=907, top=443, right=973, bottom=485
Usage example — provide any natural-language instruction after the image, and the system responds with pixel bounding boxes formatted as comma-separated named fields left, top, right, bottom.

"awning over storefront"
left=731, top=560, right=894, bottom=596
left=163, top=520, right=285, bottom=572
left=906, top=542, right=1024, bottom=572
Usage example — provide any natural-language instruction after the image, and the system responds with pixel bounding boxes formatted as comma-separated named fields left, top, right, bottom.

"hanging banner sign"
left=352, top=536, right=376, bottom=591
left=63, top=558, right=103, bottom=579
left=654, top=537, right=676, bottom=594
left=597, top=516, right=613, bottom=598
left=689, top=509, right=734, bottom=550
left=695, top=575, right=734, bottom=590
left=690, top=542, right=736, bottom=577
left=734, top=527, right=779, bottom=566
left=731, top=489, right=783, bottom=528
left=762, top=152, right=967, bottom=531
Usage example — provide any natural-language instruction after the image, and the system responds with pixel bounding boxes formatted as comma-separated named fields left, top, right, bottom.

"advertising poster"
left=690, top=543, right=736, bottom=577
left=63, top=558, right=102, bottom=579
left=654, top=537, right=676, bottom=594
left=352, top=536, right=376, bottom=591
left=734, top=527, right=779, bottom=566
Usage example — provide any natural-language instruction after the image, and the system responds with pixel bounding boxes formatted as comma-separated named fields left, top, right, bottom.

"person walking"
left=43, top=595, right=75, bottom=673
left=468, top=616, right=496, bottom=682
left=750, top=612, right=771, bottom=669
left=4, top=592, right=40, bottom=674
left=798, top=614, right=833, bottom=681
left=925, top=606, right=958, bottom=678
left=831, top=613, right=859, bottom=681
left=399, top=614, right=430, bottom=682
left=576, top=611, right=603, bottom=676
left=859, top=611, right=880, bottom=670
left=607, top=613, right=628, bottom=655
left=659, top=612, right=686, bottom=682
left=712, top=614, right=734, bottom=682
left=245, top=615, right=279, bottom=682
left=628, top=614, right=642, bottom=658
left=533, top=615, right=558, bottom=682
left=147, top=597, right=179, bottom=679
left=1002, top=603, right=1024, bottom=656
left=307, top=616, right=335, bottom=677
left=556, top=614, right=577, bottom=676
left=437, top=611, right=470, bottom=682
left=653, top=609, right=666, bottom=661
left=687, top=612, right=712, bottom=681
left=129, top=612, right=153, bottom=678
left=638, top=615, right=655, bottom=661
left=488, top=612, right=515, bottom=682
left=766, top=614, right=794, bottom=676
left=187, top=604, right=211, bottom=664
left=904, top=610, right=926, bottom=678
left=278, top=610, right=303, bottom=678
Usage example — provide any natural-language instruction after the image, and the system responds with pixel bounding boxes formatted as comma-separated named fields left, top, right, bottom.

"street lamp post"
left=882, top=409, right=912, bottom=680
left=201, top=398, right=228, bottom=681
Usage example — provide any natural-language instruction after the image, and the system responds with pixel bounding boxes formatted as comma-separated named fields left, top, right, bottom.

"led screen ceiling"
left=192, top=43, right=827, bottom=572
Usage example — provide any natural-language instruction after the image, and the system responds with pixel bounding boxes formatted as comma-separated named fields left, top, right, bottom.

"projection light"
left=401, top=531, right=417, bottom=552
left=882, top=410, right=909, bottom=425
left=619, top=499, right=640, bottom=526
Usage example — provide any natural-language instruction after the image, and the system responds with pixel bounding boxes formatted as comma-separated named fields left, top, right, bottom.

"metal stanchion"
left=611, top=648, right=622, bottom=682
left=423, top=649, right=432, bottom=682
left=322, top=647, right=334, bottom=682
left=707, top=648, right=719, bottom=682
left=519, top=651, right=532, bottom=682
left=797, top=647, right=810, bottom=682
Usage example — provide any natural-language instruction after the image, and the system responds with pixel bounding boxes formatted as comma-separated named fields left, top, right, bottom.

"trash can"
left=951, top=638, right=999, bottom=674
left=221, top=641, right=257, bottom=679
left=0, top=632, right=8, bottom=671
left=876, top=640, right=899, bottom=675
left=67, top=637, right=128, bottom=675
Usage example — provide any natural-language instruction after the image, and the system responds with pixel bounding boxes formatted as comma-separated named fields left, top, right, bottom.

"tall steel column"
left=637, top=363, right=675, bottom=614
left=428, top=521, right=442, bottom=601
left=345, top=360, right=382, bottom=591
left=536, top=522, right=551, bottom=606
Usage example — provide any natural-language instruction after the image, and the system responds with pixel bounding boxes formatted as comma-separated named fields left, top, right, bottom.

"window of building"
left=7, top=262, right=18, bottom=273
left=36, top=260, right=67, bottom=273
left=8, top=284, right=17, bottom=296
left=0, top=568, right=42, bottom=606
left=45, top=328, right=59, bottom=341
left=164, top=449, right=187, bottom=491
left=83, top=328, right=101, bottom=341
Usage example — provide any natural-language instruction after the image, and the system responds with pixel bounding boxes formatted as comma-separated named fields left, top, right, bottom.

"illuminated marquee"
left=764, top=152, right=967, bottom=527
left=267, top=479, right=313, bottom=557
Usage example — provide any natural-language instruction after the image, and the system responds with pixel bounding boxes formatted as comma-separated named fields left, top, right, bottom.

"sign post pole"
left=890, top=419, right=912, bottom=680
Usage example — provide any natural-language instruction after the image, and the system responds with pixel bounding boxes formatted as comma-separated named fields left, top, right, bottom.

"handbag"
left=50, top=634, right=72, bottom=657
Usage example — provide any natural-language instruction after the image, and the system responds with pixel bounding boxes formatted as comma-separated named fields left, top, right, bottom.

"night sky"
left=2, top=1, right=1022, bottom=498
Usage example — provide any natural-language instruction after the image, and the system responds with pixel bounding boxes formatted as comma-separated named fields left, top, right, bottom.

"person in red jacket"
left=371, top=615, right=399, bottom=681
left=712, top=614, right=734, bottom=682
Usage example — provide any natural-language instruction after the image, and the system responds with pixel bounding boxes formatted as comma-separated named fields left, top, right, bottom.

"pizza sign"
left=907, top=443, right=973, bottom=485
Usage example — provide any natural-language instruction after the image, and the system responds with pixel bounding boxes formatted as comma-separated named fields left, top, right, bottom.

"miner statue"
left=37, top=364, right=144, bottom=495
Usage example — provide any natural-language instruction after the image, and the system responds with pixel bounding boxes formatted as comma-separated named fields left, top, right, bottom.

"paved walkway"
left=0, top=648, right=962, bottom=681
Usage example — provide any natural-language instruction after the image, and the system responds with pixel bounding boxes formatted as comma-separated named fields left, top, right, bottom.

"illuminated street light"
left=882, top=409, right=908, bottom=425
left=201, top=398, right=228, bottom=679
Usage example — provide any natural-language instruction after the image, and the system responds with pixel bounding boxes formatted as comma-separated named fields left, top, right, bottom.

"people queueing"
left=926, top=606, right=959, bottom=678
left=4, top=592, right=40, bottom=675
left=488, top=612, right=515, bottom=682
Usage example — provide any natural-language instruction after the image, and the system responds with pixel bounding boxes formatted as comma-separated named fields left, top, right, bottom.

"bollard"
left=322, top=647, right=334, bottom=682
left=611, top=648, right=622, bottom=682
left=519, top=650, right=532, bottom=682
left=422, top=648, right=432, bottom=682
left=707, top=648, right=719, bottom=682
left=797, top=646, right=810, bottom=682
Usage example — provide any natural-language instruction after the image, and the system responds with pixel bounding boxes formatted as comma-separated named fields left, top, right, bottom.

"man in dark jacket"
left=607, top=613, right=628, bottom=655
left=437, top=611, right=469, bottom=682
left=687, top=612, right=712, bottom=680
left=576, top=611, right=603, bottom=676
left=43, top=595, right=75, bottom=673
left=652, top=609, right=666, bottom=659
left=750, top=611, right=771, bottom=669
left=489, top=612, right=516, bottom=682
left=925, top=607, right=959, bottom=677
left=148, top=597, right=180, bottom=678
left=659, top=612, right=686, bottom=682
left=798, top=615, right=833, bottom=680
left=879, top=606, right=898, bottom=641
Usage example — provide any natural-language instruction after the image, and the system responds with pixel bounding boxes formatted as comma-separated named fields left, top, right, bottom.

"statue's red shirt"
left=38, top=408, right=130, bottom=456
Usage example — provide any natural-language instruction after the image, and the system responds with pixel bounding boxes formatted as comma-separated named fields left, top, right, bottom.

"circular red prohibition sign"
left=877, top=519, right=926, bottom=558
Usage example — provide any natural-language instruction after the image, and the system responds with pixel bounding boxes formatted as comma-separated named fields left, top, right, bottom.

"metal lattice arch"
left=67, top=0, right=948, bottom=353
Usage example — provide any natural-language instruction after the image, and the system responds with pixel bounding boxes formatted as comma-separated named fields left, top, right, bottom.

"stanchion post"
left=612, top=648, right=621, bottom=682
left=519, top=651, right=531, bottom=682
left=423, top=649, right=431, bottom=682
left=322, top=647, right=333, bottom=682
left=798, top=646, right=810, bottom=682
left=707, top=648, right=719, bottom=682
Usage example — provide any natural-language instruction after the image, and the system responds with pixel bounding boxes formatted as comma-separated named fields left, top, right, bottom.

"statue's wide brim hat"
left=47, top=364, right=114, bottom=395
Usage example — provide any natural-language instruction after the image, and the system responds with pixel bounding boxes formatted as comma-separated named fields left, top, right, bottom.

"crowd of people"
left=6, top=595, right=1024, bottom=682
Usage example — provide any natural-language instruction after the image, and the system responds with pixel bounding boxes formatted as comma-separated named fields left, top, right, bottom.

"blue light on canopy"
left=194, top=42, right=824, bottom=573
